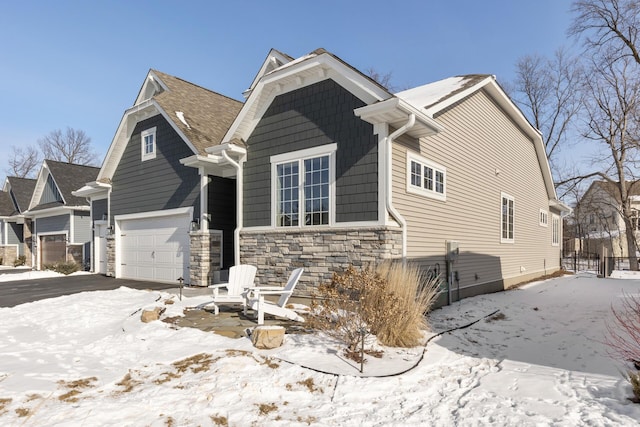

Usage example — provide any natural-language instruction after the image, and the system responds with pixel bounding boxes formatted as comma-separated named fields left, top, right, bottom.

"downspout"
left=221, top=149, right=245, bottom=266
left=385, top=113, right=416, bottom=260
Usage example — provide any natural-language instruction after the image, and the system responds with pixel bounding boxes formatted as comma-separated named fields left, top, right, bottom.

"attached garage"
left=116, top=210, right=190, bottom=284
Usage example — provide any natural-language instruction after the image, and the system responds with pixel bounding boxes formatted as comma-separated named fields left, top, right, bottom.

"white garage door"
left=119, top=213, right=190, bottom=283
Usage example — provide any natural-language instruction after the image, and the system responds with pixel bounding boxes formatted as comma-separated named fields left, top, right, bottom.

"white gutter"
left=385, top=113, right=416, bottom=260
left=220, top=149, right=246, bottom=266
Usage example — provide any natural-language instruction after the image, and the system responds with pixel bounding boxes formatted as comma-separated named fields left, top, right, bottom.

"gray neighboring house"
left=0, top=176, right=36, bottom=266
left=24, top=160, right=99, bottom=269
left=74, top=69, right=243, bottom=285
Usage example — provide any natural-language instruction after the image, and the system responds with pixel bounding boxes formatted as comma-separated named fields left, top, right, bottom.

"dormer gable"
left=242, top=49, right=294, bottom=99
left=134, top=71, right=169, bottom=105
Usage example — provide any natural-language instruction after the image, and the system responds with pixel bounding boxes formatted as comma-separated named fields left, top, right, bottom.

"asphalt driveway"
left=0, top=271, right=183, bottom=307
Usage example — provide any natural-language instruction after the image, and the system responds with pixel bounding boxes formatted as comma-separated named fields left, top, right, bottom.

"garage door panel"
left=119, top=213, right=190, bottom=284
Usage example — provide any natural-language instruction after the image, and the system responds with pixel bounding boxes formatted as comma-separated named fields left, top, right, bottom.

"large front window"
left=272, top=144, right=335, bottom=227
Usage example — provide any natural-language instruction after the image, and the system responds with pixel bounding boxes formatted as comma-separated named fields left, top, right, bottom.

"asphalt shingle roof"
left=6, top=176, right=36, bottom=213
left=151, top=70, right=243, bottom=153
left=44, top=160, right=100, bottom=207
left=0, top=191, right=15, bottom=216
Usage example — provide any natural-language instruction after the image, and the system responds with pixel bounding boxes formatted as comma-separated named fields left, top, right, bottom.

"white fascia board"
left=114, top=206, right=193, bottom=222
left=354, top=98, right=444, bottom=135
left=179, top=154, right=224, bottom=168
left=28, top=160, right=52, bottom=210
left=24, top=205, right=84, bottom=218
left=550, top=199, right=573, bottom=215
left=72, top=181, right=111, bottom=198
left=222, top=53, right=391, bottom=144
left=205, top=142, right=247, bottom=156
left=244, top=49, right=293, bottom=98
left=134, top=70, right=170, bottom=106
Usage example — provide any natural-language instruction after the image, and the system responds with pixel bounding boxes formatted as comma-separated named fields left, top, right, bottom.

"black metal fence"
left=561, top=252, right=600, bottom=273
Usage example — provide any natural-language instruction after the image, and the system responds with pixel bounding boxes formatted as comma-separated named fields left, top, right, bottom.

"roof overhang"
left=354, top=98, right=444, bottom=138
left=550, top=199, right=572, bottom=215
left=72, top=181, right=112, bottom=198
left=180, top=143, right=247, bottom=178
left=23, top=205, right=89, bottom=218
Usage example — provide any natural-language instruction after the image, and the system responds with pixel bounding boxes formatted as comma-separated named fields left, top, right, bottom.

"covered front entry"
left=40, top=234, right=67, bottom=266
left=116, top=210, right=190, bottom=284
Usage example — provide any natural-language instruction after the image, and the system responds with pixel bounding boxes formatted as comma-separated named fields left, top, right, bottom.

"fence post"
left=574, top=251, right=577, bottom=272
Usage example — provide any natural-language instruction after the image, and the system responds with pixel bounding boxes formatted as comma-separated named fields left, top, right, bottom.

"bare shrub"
left=310, top=262, right=440, bottom=351
left=605, top=291, right=640, bottom=402
left=605, top=292, right=640, bottom=366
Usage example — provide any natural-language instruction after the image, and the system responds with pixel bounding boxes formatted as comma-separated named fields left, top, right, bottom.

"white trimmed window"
left=501, top=193, right=515, bottom=243
left=271, top=144, right=336, bottom=228
left=141, top=127, right=157, bottom=161
left=407, top=153, right=446, bottom=201
left=539, top=209, right=548, bottom=227
left=552, top=214, right=560, bottom=246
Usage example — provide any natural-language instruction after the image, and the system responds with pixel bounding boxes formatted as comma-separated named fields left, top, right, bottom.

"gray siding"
left=92, top=199, right=108, bottom=221
left=111, top=114, right=200, bottom=220
left=40, top=175, right=62, bottom=205
left=36, top=214, right=70, bottom=234
left=8, top=222, right=22, bottom=247
left=73, top=211, right=91, bottom=244
left=243, top=79, right=378, bottom=227
left=208, top=176, right=236, bottom=269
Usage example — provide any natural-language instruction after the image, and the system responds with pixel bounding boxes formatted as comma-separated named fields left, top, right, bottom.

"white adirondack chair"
left=244, top=267, right=305, bottom=325
left=208, top=264, right=257, bottom=315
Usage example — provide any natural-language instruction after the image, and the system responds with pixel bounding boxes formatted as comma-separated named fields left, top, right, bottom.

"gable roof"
left=0, top=191, right=15, bottom=216
left=581, top=180, right=640, bottom=205
left=223, top=48, right=403, bottom=145
left=29, top=160, right=99, bottom=211
left=395, top=74, right=558, bottom=203
left=99, top=70, right=243, bottom=181
left=6, top=176, right=36, bottom=213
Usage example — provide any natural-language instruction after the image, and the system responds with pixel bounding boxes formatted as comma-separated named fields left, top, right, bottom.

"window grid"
left=408, top=155, right=446, bottom=200
left=276, top=155, right=330, bottom=227
left=552, top=215, right=560, bottom=246
left=276, top=162, right=299, bottom=227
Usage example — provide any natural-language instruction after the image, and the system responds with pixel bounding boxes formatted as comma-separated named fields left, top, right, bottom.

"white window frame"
left=141, top=127, right=157, bottom=161
left=552, top=214, right=560, bottom=246
left=501, top=192, right=515, bottom=244
left=539, top=209, right=548, bottom=227
left=406, top=153, right=446, bottom=201
left=270, top=143, right=337, bottom=228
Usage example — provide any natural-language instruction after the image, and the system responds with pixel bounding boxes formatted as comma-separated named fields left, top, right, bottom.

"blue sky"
left=0, top=0, right=576, bottom=180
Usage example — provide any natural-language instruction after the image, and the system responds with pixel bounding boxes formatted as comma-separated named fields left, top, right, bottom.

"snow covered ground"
left=1, top=271, right=640, bottom=426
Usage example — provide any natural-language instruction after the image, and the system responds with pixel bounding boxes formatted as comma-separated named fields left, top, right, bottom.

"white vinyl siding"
left=391, top=89, right=560, bottom=291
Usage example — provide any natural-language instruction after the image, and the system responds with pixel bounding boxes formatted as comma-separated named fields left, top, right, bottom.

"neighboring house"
left=213, top=48, right=569, bottom=301
left=572, top=180, right=640, bottom=257
left=0, top=177, right=36, bottom=266
left=24, top=160, right=99, bottom=269
left=74, top=69, right=243, bottom=285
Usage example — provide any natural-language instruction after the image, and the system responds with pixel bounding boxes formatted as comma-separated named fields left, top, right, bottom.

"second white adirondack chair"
left=244, top=267, right=305, bottom=325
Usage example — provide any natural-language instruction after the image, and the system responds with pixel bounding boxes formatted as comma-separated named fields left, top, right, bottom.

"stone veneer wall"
left=189, top=231, right=222, bottom=287
left=240, top=226, right=402, bottom=293
left=0, top=246, right=18, bottom=266
left=106, top=235, right=115, bottom=277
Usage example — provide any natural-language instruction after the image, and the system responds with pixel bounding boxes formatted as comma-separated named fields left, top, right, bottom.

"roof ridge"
left=151, top=69, right=242, bottom=105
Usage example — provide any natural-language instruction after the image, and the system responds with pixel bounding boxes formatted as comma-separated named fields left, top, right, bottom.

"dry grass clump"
left=310, top=262, right=440, bottom=351
left=628, top=371, right=640, bottom=403
left=257, top=402, right=278, bottom=415
left=57, top=376, right=98, bottom=402
left=210, top=415, right=229, bottom=426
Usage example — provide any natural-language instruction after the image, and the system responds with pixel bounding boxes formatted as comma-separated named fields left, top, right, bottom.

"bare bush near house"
left=310, top=262, right=440, bottom=351
left=605, top=291, right=640, bottom=364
